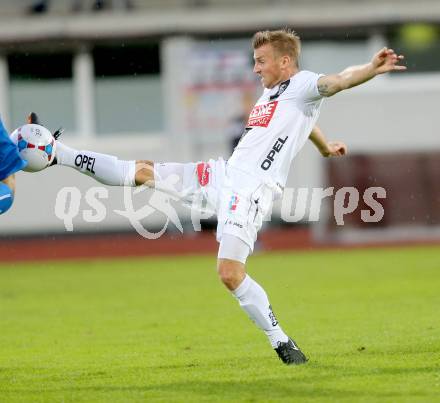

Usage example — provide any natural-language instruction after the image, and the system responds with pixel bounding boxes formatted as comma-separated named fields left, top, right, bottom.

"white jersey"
left=228, top=70, right=324, bottom=187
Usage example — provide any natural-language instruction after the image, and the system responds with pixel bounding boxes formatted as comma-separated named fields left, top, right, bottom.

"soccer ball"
left=10, top=124, right=56, bottom=172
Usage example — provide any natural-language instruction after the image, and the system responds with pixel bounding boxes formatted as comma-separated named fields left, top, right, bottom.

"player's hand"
left=322, top=141, right=347, bottom=157
left=371, top=47, right=406, bottom=75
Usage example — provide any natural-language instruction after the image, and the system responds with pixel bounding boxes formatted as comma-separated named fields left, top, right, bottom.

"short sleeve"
left=295, top=71, right=324, bottom=102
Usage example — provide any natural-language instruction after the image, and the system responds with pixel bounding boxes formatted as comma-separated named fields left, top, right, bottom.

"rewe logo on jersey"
left=247, top=101, right=278, bottom=128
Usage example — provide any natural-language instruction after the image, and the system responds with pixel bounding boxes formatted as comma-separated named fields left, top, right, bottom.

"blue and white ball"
left=10, top=124, right=56, bottom=172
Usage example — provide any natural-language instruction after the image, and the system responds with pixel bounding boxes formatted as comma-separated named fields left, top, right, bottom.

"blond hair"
left=252, top=29, right=301, bottom=67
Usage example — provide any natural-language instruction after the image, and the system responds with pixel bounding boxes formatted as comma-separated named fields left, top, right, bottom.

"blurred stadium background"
left=0, top=0, right=439, bottom=260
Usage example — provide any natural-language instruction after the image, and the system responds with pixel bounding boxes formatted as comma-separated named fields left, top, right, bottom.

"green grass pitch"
left=0, top=246, right=439, bottom=402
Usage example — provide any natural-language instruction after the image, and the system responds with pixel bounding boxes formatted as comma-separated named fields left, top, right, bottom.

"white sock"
left=56, top=141, right=136, bottom=187
left=232, top=274, right=289, bottom=348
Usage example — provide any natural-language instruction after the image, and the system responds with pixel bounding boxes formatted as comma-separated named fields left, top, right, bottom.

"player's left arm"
left=309, top=125, right=347, bottom=157
left=317, top=47, right=406, bottom=97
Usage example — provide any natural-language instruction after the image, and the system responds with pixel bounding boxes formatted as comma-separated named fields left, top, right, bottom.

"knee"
left=217, top=259, right=246, bottom=290
left=135, top=160, right=154, bottom=186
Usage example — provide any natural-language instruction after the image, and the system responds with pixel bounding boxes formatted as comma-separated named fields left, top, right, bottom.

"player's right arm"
left=317, top=47, right=406, bottom=97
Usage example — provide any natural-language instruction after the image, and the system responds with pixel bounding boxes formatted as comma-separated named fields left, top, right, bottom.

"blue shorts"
left=0, top=119, right=27, bottom=181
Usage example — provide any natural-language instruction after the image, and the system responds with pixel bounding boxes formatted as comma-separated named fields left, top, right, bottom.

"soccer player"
left=0, top=118, right=27, bottom=215
left=52, top=30, right=405, bottom=364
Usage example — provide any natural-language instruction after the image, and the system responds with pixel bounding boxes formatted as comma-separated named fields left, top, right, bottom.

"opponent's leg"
left=217, top=234, right=307, bottom=365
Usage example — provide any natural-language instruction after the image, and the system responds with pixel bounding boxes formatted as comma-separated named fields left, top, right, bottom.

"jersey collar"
left=269, top=79, right=291, bottom=100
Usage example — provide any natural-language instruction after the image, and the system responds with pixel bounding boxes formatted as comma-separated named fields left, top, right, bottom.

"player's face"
left=253, top=44, right=285, bottom=89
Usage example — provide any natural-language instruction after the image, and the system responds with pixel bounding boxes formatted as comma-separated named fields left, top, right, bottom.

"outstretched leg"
left=26, top=112, right=155, bottom=188
left=55, top=142, right=138, bottom=186
left=55, top=141, right=161, bottom=190
left=55, top=141, right=203, bottom=205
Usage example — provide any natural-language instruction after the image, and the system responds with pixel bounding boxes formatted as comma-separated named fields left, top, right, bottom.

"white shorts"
left=153, top=158, right=276, bottom=252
